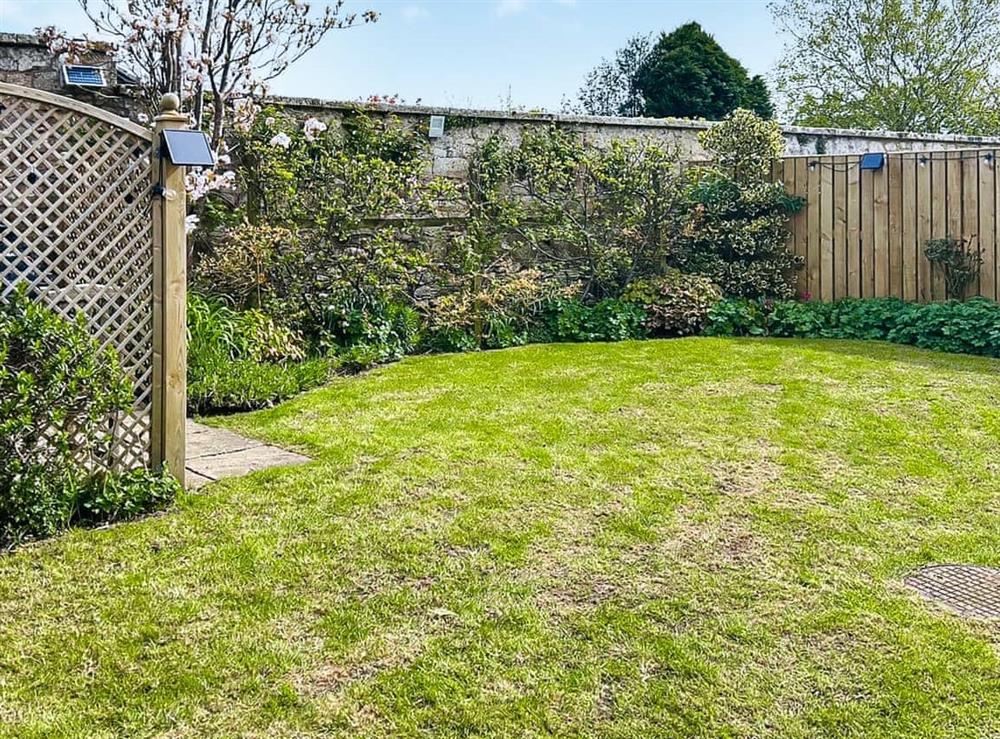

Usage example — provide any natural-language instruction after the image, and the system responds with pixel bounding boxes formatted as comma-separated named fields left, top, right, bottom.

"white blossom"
left=185, top=214, right=200, bottom=234
left=269, top=132, right=292, bottom=149
left=302, top=116, right=328, bottom=142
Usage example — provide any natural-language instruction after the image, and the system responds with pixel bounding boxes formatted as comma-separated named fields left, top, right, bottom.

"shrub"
left=187, top=293, right=330, bottom=413
left=924, top=237, right=983, bottom=300
left=321, top=299, right=421, bottom=368
left=193, top=222, right=294, bottom=309
left=534, top=298, right=648, bottom=343
left=76, top=467, right=182, bottom=526
left=420, top=266, right=571, bottom=351
left=670, top=109, right=804, bottom=299
left=706, top=296, right=1000, bottom=357
left=622, top=270, right=722, bottom=336
left=1, top=286, right=177, bottom=547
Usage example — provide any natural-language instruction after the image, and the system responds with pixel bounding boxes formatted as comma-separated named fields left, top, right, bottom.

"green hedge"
left=706, top=297, right=1000, bottom=357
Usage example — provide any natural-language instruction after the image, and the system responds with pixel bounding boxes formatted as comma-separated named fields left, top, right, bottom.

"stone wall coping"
left=0, top=33, right=46, bottom=48
left=269, top=95, right=1000, bottom=145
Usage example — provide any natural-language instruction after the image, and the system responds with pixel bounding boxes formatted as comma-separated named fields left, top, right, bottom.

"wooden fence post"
left=151, top=93, right=188, bottom=487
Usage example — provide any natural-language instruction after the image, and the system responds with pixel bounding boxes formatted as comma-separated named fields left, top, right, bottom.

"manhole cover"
left=904, top=565, right=1000, bottom=620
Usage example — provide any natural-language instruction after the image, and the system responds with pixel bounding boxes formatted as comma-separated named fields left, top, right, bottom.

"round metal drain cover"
left=904, top=565, right=1000, bottom=620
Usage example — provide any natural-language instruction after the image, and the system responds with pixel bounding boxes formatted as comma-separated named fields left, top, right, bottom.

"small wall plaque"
left=428, top=115, right=445, bottom=138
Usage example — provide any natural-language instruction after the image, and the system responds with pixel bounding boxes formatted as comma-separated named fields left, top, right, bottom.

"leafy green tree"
left=635, top=23, right=774, bottom=120
left=576, top=33, right=652, bottom=117
left=772, top=0, right=1000, bottom=134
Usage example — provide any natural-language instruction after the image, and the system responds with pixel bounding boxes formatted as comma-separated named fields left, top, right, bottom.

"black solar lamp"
left=160, top=129, right=215, bottom=167
left=859, top=152, right=885, bottom=171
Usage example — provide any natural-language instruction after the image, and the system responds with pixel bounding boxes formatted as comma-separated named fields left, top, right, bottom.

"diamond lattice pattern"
left=0, top=91, right=153, bottom=470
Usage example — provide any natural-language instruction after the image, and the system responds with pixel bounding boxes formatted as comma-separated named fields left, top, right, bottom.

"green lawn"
left=2, top=338, right=1000, bottom=737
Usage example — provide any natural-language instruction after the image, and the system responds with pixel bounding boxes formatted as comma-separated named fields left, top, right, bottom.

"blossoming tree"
left=41, top=0, right=376, bottom=147
left=41, top=0, right=375, bottom=217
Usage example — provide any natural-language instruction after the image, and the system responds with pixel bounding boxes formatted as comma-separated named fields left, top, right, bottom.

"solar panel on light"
left=160, top=129, right=215, bottom=166
left=63, top=65, right=106, bottom=87
left=859, top=152, right=885, bottom=171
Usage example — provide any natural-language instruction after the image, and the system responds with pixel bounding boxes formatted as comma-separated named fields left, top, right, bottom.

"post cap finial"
left=159, top=93, right=181, bottom=113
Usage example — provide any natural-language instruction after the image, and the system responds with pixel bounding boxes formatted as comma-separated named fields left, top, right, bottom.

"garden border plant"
left=0, top=286, right=180, bottom=549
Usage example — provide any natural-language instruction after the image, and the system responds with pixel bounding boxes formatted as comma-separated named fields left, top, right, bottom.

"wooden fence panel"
left=777, top=148, right=1000, bottom=302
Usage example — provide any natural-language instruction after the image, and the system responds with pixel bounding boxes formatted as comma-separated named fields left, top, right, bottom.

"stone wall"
left=5, top=31, right=1000, bottom=177
left=275, top=96, right=1000, bottom=182
left=0, top=33, right=135, bottom=118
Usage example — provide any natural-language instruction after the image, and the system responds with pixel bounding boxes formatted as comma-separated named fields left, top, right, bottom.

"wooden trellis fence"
left=773, top=149, right=1000, bottom=302
left=0, top=83, right=188, bottom=485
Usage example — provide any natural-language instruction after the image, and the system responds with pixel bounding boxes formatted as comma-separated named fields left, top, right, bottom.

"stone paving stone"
left=192, top=445, right=309, bottom=482
left=185, top=419, right=309, bottom=488
left=186, top=420, right=263, bottom=459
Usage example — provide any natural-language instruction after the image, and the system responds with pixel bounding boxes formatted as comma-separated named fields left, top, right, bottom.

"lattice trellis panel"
left=0, top=85, right=153, bottom=470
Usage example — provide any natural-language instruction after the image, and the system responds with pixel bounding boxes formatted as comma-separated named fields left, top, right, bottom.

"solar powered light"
left=62, top=64, right=106, bottom=88
left=160, top=129, right=215, bottom=167
left=859, top=152, right=885, bottom=171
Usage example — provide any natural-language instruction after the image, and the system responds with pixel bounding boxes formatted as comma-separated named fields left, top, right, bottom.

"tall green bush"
left=670, top=109, right=804, bottom=298
left=1, top=287, right=178, bottom=547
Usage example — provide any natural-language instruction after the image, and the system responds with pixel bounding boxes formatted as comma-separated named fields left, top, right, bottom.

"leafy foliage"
left=924, top=237, right=983, bottom=300
left=706, top=296, right=1000, bottom=357
left=622, top=270, right=722, bottom=336
left=459, top=128, right=685, bottom=301
left=669, top=110, right=804, bottom=298
left=635, top=23, right=774, bottom=120
left=772, top=0, right=1000, bottom=134
left=420, top=266, right=572, bottom=352
left=533, top=299, right=648, bottom=343
left=187, top=293, right=332, bottom=414
left=575, top=33, right=652, bottom=117
left=0, top=286, right=176, bottom=547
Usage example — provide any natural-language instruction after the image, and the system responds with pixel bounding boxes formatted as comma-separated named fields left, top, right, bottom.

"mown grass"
left=1, top=338, right=999, bottom=737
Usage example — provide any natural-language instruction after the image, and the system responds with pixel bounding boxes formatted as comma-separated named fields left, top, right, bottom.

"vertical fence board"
left=887, top=154, right=904, bottom=297
left=793, top=157, right=809, bottom=296
left=962, top=153, right=980, bottom=296
left=807, top=160, right=822, bottom=299
left=861, top=166, right=875, bottom=298
left=931, top=152, right=948, bottom=300
left=979, top=152, right=995, bottom=299
left=820, top=161, right=835, bottom=301
left=833, top=156, right=848, bottom=300
left=847, top=158, right=861, bottom=298
left=916, top=154, right=932, bottom=301
left=873, top=163, right=890, bottom=297
left=901, top=154, right=917, bottom=301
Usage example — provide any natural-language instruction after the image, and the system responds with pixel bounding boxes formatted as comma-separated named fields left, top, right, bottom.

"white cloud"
left=400, top=4, right=429, bottom=22
left=495, top=0, right=528, bottom=18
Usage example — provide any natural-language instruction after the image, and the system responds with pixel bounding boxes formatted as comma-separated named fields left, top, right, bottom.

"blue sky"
left=0, top=0, right=780, bottom=110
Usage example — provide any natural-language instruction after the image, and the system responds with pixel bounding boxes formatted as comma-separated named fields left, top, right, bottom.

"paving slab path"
left=185, top=419, right=310, bottom=489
